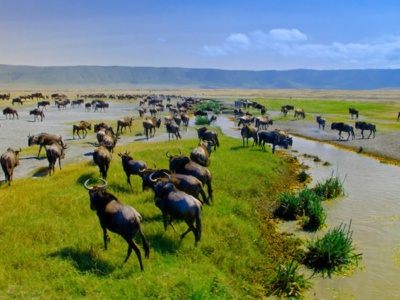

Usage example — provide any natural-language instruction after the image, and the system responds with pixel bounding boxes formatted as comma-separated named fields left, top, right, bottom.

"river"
left=218, top=115, right=400, bottom=299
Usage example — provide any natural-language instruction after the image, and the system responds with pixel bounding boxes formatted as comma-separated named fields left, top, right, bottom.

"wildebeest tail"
left=195, top=207, right=202, bottom=243
left=138, top=225, right=150, bottom=259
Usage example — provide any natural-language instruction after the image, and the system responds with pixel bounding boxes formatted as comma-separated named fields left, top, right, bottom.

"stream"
left=218, top=115, right=400, bottom=299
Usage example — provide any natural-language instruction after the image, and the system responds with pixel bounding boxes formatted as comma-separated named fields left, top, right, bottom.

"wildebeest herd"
left=0, top=94, right=386, bottom=271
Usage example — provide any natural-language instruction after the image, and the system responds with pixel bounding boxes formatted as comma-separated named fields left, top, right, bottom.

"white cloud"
left=199, top=29, right=400, bottom=68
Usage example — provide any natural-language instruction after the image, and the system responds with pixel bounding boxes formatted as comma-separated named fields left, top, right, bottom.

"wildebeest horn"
left=84, top=178, right=107, bottom=190
left=165, top=151, right=171, bottom=158
left=162, top=171, right=171, bottom=181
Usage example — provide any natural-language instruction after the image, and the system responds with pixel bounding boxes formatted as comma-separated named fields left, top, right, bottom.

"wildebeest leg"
left=58, top=157, right=62, bottom=170
left=361, top=129, right=365, bottom=139
left=206, top=182, right=213, bottom=204
left=199, top=188, right=209, bottom=205
left=126, top=173, right=132, bottom=188
left=38, top=145, right=43, bottom=158
left=124, top=238, right=144, bottom=271
left=102, top=227, right=110, bottom=250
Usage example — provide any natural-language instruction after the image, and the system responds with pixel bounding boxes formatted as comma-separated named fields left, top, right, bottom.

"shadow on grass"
left=49, top=247, right=116, bottom=276
left=32, top=166, right=48, bottom=177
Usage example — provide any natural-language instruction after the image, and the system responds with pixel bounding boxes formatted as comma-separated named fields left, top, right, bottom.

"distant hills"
left=0, top=64, right=400, bottom=90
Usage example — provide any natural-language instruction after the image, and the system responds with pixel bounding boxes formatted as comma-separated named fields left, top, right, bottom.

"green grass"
left=303, top=221, right=362, bottom=278
left=0, top=134, right=304, bottom=299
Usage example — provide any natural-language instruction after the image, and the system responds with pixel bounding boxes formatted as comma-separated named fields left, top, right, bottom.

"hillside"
left=0, top=64, right=400, bottom=90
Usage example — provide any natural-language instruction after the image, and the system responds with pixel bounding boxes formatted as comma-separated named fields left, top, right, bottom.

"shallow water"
left=218, top=115, right=400, bottom=299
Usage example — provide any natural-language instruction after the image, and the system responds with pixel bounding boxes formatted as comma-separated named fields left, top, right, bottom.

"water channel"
left=218, top=115, right=400, bottom=299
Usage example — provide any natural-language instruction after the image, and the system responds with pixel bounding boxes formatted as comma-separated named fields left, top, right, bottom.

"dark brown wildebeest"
left=181, top=113, right=190, bottom=131
left=165, top=122, right=181, bottom=141
left=73, top=121, right=92, bottom=139
left=94, top=102, right=109, bottom=112
left=331, top=122, right=355, bottom=140
left=99, top=131, right=120, bottom=153
left=116, top=117, right=133, bottom=134
left=45, top=142, right=67, bottom=176
left=190, top=140, right=212, bottom=167
left=166, top=151, right=213, bottom=204
left=93, top=145, right=111, bottom=179
left=281, top=105, right=294, bottom=114
left=29, top=108, right=45, bottom=122
left=138, top=107, right=147, bottom=117
left=1, top=147, right=21, bottom=186
left=257, top=131, right=292, bottom=154
left=0, top=93, right=10, bottom=100
left=37, top=100, right=50, bottom=110
left=208, top=114, right=217, bottom=125
left=12, top=98, right=23, bottom=105
left=355, top=121, right=376, bottom=139
left=195, top=127, right=220, bottom=150
left=28, top=133, right=64, bottom=158
left=55, top=99, right=70, bottom=110
left=142, top=117, right=161, bottom=140
left=3, top=107, right=19, bottom=119
left=152, top=179, right=202, bottom=245
left=349, top=108, right=359, bottom=119
left=241, top=124, right=258, bottom=147
left=84, top=178, right=150, bottom=271
left=255, top=116, right=273, bottom=130
left=118, top=151, right=148, bottom=189
left=316, top=116, right=326, bottom=130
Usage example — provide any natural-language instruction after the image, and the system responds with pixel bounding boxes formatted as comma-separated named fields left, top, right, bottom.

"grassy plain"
left=0, top=133, right=304, bottom=299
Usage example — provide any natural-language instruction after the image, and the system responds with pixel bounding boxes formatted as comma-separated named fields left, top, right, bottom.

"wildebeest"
left=152, top=180, right=202, bottom=245
left=281, top=105, right=294, bottom=114
left=181, top=113, right=190, bottom=131
left=29, top=108, right=45, bottom=122
left=194, top=110, right=208, bottom=117
left=165, top=122, right=181, bottom=140
left=118, top=151, right=148, bottom=188
left=142, top=117, right=161, bottom=140
left=3, top=107, right=19, bottom=119
left=138, top=107, right=147, bottom=117
left=73, top=121, right=92, bottom=139
left=294, top=109, right=305, bottom=119
left=190, top=140, right=212, bottom=167
left=1, top=147, right=21, bottom=185
left=195, top=127, right=219, bottom=150
left=117, top=117, right=133, bottom=134
left=94, top=122, right=114, bottom=134
left=99, top=131, right=120, bottom=153
left=93, top=145, right=112, bottom=179
left=208, top=114, right=217, bottom=125
left=237, top=115, right=255, bottom=127
left=255, top=116, right=273, bottom=130
left=28, top=133, right=64, bottom=158
left=167, top=152, right=213, bottom=204
left=84, top=179, right=150, bottom=270
left=257, top=131, right=291, bottom=154
left=241, top=124, right=258, bottom=147
left=143, top=170, right=209, bottom=205
left=316, top=116, right=326, bottom=130
left=349, top=108, right=359, bottom=119
left=355, top=121, right=376, bottom=139
left=94, top=102, right=109, bottom=112
left=37, top=100, right=50, bottom=110
left=331, top=122, right=355, bottom=140
left=12, top=98, right=23, bottom=105
left=45, top=142, right=67, bottom=175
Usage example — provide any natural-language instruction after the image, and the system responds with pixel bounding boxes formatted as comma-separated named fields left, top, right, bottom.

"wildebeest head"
left=166, top=151, right=190, bottom=172
left=84, top=178, right=110, bottom=210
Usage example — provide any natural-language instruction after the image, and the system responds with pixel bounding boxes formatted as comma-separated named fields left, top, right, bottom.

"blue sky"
left=1, top=0, right=400, bottom=70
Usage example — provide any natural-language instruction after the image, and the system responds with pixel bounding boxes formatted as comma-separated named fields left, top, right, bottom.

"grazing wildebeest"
left=152, top=180, right=202, bottom=245
left=165, top=122, right=181, bottom=140
left=281, top=105, right=294, bottom=114
left=118, top=151, right=148, bottom=189
left=73, top=121, right=92, bottom=139
left=316, top=116, right=326, bottom=130
left=28, top=133, right=64, bottom=158
left=45, top=142, right=67, bottom=175
left=93, top=145, right=111, bottom=179
left=37, top=100, right=50, bottom=110
left=349, top=108, right=359, bottom=119
left=29, top=108, right=45, bottom=122
left=116, top=117, right=133, bottom=134
left=167, top=152, right=213, bottom=204
left=257, top=131, right=291, bottom=154
left=294, top=108, right=306, bottom=119
left=195, top=127, right=219, bottom=150
left=142, top=117, right=161, bottom=140
left=355, top=121, right=376, bottom=139
left=12, top=98, right=23, bottom=105
left=3, top=107, right=19, bottom=119
left=255, top=116, right=273, bottom=130
left=1, top=147, right=21, bottom=185
left=241, top=124, right=258, bottom=147
left=331, top=122, right=355, bottom=140
left=84, top=179, right=150, bottom=270
left=190, top=140, right=212, bottom=167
